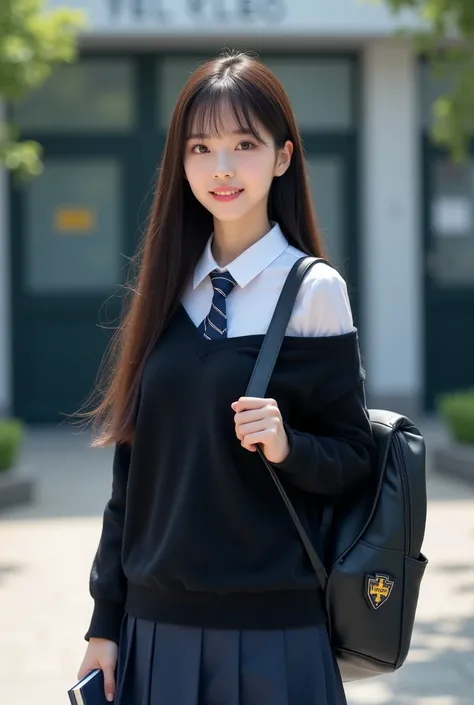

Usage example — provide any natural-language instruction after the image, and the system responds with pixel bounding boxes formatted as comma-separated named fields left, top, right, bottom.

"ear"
left=274, top=140, right=293, bottom=177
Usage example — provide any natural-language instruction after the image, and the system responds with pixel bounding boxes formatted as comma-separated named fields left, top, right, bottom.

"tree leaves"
left=0, top=0, right=84, bottom=179
left=384, top=0, right=474, bottom=160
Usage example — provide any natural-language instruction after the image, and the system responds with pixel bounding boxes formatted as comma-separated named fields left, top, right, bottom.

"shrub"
left=438, top=390, right=474, bottom=445
left=0, top=419, right=25, bottom=472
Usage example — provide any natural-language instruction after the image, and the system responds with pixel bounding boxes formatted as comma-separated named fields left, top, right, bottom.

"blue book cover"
left=68, top=669, right=108, bottom=705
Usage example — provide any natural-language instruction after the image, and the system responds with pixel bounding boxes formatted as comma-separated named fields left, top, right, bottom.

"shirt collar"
left=193, top=222, right=289, bottom=290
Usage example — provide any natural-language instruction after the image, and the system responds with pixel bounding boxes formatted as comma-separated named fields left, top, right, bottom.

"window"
left=13, top=59, right=135, bottom=132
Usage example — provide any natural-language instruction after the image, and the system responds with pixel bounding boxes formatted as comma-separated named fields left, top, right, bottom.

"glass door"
left=10, top=139, right=144, bottom=422
left=304, top=135, right=358, bottom=312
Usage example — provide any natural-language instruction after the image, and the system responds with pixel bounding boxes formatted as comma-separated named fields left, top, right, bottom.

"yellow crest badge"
left=365, top=573, right=395, bottom=610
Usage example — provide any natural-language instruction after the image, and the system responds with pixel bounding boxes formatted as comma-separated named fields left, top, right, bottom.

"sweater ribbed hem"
left=125, top=583, right=326, bottom=630
left=84, top=598, right=125, bottom=644
left=272, top=424, right=313, bottom=475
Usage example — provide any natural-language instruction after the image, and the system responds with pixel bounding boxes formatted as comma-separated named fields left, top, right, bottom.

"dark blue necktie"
left=199, top=269, right=237, bottom=340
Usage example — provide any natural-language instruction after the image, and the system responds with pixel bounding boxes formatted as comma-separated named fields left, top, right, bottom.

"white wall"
left=0, top=103, right=11, bottom=416
left=362, top=40, right=423, bottom=417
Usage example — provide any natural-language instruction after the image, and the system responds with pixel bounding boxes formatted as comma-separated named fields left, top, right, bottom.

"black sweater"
left=85, top=304, right=375, bottom=644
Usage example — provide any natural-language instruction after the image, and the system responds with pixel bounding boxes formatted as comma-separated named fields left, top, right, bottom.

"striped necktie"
left=199, top=269, right=237, bottom=340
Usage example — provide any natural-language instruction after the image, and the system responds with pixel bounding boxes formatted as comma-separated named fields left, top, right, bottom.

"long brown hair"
left=81, top=50, right=327, bottom=446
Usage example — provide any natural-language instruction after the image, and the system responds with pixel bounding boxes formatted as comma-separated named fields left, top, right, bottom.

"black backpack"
left=245, top=256, right=428, bottom=682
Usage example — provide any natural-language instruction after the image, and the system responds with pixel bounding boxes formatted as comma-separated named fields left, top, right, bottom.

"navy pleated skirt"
left=114, top=614, right=346, bottom=705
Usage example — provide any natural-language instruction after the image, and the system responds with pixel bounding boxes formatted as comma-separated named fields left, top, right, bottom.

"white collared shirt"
left=181, top=223, right=355, bottom=337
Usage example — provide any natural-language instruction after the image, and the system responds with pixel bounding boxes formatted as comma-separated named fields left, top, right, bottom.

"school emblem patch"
left=365, top=573, right=395, bottom=610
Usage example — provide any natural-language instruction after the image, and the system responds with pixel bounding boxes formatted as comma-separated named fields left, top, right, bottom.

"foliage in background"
left=438, top=390, right=474, bottom=444
left=383, top=0, right=474, bottom=160
left=0, top=419, right=25, bottom=471
left=0, top=0, right=85, bottom=180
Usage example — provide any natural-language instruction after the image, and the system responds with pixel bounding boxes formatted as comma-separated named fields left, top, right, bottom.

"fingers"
left=235, top=419, right=276, bottom=441
left=77, top=654, right=99, bottom=682
left=241, top=428, right=278, bottom=451
left=102, top=663, right=116, bottom=702
left=233, top=407, right=278, bottom=425
left=232, top=398, right=282, bottom=453
left=77, top=665, right=92, bottom=681
left=78, top=639, right=118, bottom=703
left=232, top=400, right=281, bottom=430
left=232, top=397, right=277, bottom=412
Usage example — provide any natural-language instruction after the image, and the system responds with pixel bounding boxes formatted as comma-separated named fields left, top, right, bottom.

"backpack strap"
left=245, top=255, right=330, bottom=593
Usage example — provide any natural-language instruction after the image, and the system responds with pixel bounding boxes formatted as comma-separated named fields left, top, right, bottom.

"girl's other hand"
left=231, top=396, right=290, bottom=463
left=77, top=637, right=118, bottom=702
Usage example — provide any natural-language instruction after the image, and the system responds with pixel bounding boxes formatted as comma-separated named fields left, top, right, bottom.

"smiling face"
left=183, top=100, right=292, bottom=228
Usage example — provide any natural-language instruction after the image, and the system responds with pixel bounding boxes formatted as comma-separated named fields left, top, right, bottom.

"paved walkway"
left=0, top=424, right=473, bottom=705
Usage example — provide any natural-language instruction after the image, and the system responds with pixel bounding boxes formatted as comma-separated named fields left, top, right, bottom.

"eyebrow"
left=185, top=128, right=256, bottom=140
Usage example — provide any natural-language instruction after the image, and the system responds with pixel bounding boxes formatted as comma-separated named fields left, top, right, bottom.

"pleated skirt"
left=114, top=614, right=347, bottom=705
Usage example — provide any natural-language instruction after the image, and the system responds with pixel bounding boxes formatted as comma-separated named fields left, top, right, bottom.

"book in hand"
left=68, top=668, right=109, bottom=705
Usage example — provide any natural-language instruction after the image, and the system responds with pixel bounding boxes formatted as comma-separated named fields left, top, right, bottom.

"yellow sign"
left=54, top=207, right=96, bottom=233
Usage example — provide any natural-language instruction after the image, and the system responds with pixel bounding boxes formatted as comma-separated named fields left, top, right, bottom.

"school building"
left=0, top=0, right=472, bottom=424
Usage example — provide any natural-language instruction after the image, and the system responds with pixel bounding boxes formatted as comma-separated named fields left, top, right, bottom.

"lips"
left=209, top=188, right=244, bottom=202
left=210, top=188, right=243, bottom=196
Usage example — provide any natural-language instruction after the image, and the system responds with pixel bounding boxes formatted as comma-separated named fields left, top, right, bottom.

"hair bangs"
left=185, top=82, right=267, bottom=143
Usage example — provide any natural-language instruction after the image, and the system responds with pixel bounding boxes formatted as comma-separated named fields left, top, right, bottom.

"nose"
left=214, top=151, right=235, bottom=180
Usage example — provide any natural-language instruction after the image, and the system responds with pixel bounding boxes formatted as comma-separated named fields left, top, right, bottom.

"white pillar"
left=0, top=101, right=11, bottom=417
left=362, top=40, right=423, bottom=418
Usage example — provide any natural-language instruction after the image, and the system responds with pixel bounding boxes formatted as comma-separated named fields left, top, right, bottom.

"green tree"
left=0, top=0, right=85, bottom=179
left=384, top=0, right=474, bottom=160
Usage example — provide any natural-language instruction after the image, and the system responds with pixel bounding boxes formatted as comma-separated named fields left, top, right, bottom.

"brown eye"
left=237, top=141, right=255, bottom=151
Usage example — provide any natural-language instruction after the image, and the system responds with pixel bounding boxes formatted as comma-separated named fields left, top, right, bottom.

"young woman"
left=77, top=50, right=375, bottom=705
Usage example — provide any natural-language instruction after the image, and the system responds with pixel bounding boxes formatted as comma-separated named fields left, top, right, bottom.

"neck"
left=212, top=209, right=271, bottom=268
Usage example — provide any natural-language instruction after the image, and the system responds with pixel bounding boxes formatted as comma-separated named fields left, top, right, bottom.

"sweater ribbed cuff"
left=271, top=424, right=313, bottom=475
left=84, top=599, right=125, bottom=645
